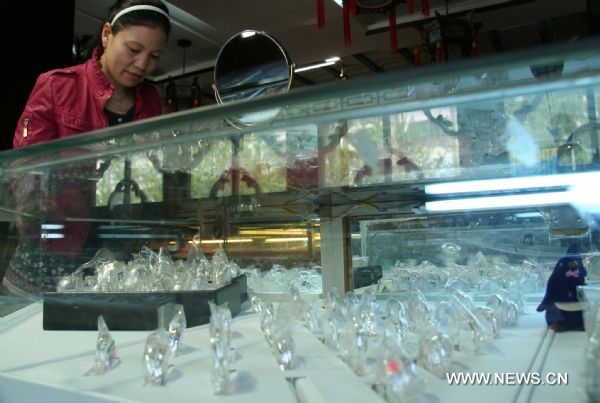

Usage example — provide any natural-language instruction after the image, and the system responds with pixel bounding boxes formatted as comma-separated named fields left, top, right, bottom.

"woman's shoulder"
left=33, top=64, right=88, bottom=95
left=25, top=63, right=88, bottom=106
left=40, top=63, right=87, bottom=80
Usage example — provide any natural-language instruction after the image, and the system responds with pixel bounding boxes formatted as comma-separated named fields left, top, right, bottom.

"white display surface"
left=0, top=302, right=588, bottom=403
left=527, top=330, right=588, bottom=403
left=0, top=303, right=297, bottom=403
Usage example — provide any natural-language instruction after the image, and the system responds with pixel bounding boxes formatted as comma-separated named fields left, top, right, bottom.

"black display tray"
left=43, top=275, right=247, bottom=331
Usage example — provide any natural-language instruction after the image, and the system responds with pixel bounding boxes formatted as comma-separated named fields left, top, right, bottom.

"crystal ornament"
left=304, top=300, right=325, bottom=337
left=209, top=301, right=235, bottom=394
left=325, top=306, right=346, bottom=352
left=209, top=301, right=234, bottom=362
left=158, top=303, right=187, bottom=356
left=87, top=315, right=118, bottom=375
left=487, top=293, right=519, bottom=327
left=250, top=294, right=264, bottom=313
left=259, top=302, right=276, bottom=345
left=56, top=242, right=241, bottom=292
left=272, top=329, right=296, bottom=370
left=384, top=313, right=409, bottom=345
left=441, top=242, right=461, bottom=266
left=407, top=290, right=435, bottom=334
left=449, top=295, right=491, bottom=354
left=474, top=306, right=500, bottom=339
left=359, top=291, right=379, bottom=337
left=143, top=328, right=173, bottom=386
left=418, top=329, right=453, bottom=378
left=211, top=245, right=232, bottom=288
left=386, top=298, right=406, bottom=320
left=435, top=301, right=456, bottom=328
left=353, top=328, right=370, bottom=376
left=378, top=340, right=423, bottom=403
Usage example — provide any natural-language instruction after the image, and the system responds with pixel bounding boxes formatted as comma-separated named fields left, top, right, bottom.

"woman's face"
left=101, top=23, right=167, bottom=90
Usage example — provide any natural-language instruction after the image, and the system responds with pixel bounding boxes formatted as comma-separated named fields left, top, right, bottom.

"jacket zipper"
left=19, top=118, right=29, bottom=147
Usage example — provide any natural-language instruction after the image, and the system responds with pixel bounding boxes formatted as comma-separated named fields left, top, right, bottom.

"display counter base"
left=42, top=275, right=247, bottom=330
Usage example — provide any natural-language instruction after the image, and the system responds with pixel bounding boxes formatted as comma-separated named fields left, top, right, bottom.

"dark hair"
left=77, top=0, right=170, bottom=61
left=107, top=0, right=171, bottom=37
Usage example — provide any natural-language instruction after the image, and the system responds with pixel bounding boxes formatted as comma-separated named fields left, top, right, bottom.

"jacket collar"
left=88, top=46, right=113, bottom=100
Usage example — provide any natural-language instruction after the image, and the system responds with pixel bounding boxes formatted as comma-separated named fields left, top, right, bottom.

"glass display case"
left=1, top=38, right=600, bottom=303
left=1, top=36, right=600, bottom=403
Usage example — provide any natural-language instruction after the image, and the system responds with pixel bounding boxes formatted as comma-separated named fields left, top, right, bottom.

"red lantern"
left=349, top=0, right=357, bottom=15
left=389, top=3, right=397, bottom=52
left=316, top=0, right=325, bottom=28
left=191, top=77, right=200, bottom=108
left=317, top=0, right=405, bottom=51
left=421, top=0, right=430, bottom=16
left=414, top=47, right=421, bottom=66
left=343, top=0, right=351, bottom=45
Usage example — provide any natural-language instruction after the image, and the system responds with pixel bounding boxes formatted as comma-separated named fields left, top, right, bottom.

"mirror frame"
left=212, top=30, right=294, bottom=128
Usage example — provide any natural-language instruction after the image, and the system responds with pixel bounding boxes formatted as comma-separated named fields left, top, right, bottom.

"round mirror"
left=213, top=30, right=293, bottom=126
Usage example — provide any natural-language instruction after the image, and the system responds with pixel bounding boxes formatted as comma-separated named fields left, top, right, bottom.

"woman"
left=3, top=0, right=171, bottom=294
left=13, top=0, right=170, bottom=147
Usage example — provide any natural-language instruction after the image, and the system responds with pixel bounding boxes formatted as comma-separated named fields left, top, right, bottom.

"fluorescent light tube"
left=41, top=233, right=65, bottom=239
left=425, top=191, right=573, bottom=212
left=424, top=171, right=600, bottom=195
left=41, top=224, right=65, bottom=230
left=514, top=212, right=544, bottom=218
left=265, top=237, right=309, bottom=243
left=238, top=229, right=307, bottom=236
left=196, top=239, right=253, bottom=244
left=295, top=61, right=336, bottom=73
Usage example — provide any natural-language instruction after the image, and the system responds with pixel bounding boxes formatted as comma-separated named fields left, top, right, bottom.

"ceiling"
left=74, top=0, right=591, bottom=92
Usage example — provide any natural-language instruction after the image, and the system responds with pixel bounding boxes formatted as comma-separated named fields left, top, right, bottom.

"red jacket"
left=9, top=48, right=163, bottom=263
left=13, top=47, right=162, bottom=148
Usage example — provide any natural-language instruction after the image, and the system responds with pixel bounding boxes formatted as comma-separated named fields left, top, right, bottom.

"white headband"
left=110, top=5, right=169, bottom=27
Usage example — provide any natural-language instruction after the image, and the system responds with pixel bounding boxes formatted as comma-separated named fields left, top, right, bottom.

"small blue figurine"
left=537, top=244, right=586, bottom=332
